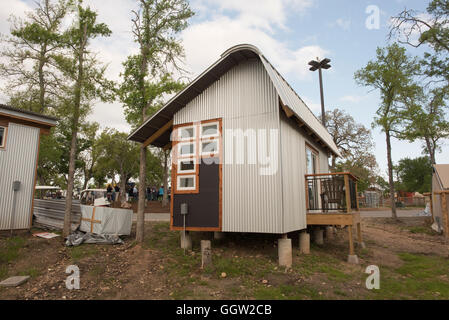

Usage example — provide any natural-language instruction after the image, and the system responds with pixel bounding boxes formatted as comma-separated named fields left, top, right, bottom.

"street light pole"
left=309, top=58, right=331, bottom=128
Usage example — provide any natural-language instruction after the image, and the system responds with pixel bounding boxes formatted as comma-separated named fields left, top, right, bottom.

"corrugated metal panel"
left=33, top=199, right=81, bottom=230
left=259, top=56, right=340, bottom=156
left=280, top=115, right=331, bottom=233
left=174, top=59, right=283, bottom=233
left=0, top=123, right=39, bottom=230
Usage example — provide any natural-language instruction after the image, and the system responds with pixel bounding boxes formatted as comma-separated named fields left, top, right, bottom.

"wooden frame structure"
left=305, top=172, right=363, bottom=256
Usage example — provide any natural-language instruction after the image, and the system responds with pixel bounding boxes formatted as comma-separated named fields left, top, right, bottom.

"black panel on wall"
left=173, top=159, right=219, bottom=228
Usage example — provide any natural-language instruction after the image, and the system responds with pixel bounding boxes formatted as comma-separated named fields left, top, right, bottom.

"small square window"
left=201, top=122, right=219, bottom=138
left=178, top=126, right=195, bottom=141
left=178, top=158, right=196, bottom=174
left=178, top=142, right=195, bottom=157
left=0, top=127, right=5, bottom=148
left=177, top=175, right=196, bottom=191
left=201, top=139, right=219, bottom=155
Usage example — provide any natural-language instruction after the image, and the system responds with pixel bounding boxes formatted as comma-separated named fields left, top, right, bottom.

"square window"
left=178, top=126, right=195, bottom=141
left=201, top=139, right=219, bottom=155
left=201, top=122, right=219, bottom=138
left=0, top=127, right=5, bottom=148
left=178, top=142, right=195, bottom=157
left=177, top=175, right=196, bottom=191
left=178, top=159, right=196, bottom=174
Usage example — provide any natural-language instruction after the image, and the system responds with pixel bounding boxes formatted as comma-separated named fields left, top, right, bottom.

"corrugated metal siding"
left=174, top=59, right=283, bottom=233
left=259, top=56, right=340, bottom=156
left=280, top=115, right=330, bottom=233
left=0, top=123, right=39, bottom=230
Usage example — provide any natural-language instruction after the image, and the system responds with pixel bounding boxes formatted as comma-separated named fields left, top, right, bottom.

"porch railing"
left=305, top=172, right=359, bottom=213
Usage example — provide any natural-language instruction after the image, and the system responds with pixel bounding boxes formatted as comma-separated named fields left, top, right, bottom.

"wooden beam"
left=163, top=142, right=172, bottom=151
left=441, top=193, right=449, bottom=238
left=142, top=120, right=173, bottom=148
left=344, top=174, right=352, bottom=213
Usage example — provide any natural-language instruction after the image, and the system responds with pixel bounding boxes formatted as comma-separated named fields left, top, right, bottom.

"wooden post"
left=348, top=225, right=354, bottom=255
left=344, top=174, right=352, bottom=213
left=441, top=194, right=449, bottom=239
left=201, top=240, right=212, bottom=268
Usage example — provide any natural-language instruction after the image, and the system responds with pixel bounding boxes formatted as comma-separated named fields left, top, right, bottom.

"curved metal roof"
left=128, top=44, right=340, bottom=156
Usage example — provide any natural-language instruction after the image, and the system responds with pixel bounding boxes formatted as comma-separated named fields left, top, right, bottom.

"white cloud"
left=335, top=18, right=351, bottom=31
left=182, top=0, right=328, bottom=81
left=0, top=0, right=323, bottom=133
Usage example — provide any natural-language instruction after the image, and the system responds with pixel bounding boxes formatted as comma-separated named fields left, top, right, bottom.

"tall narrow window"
left=306, top=145, right=319, bottom=209
left=0, top=126, right=6, bottom=148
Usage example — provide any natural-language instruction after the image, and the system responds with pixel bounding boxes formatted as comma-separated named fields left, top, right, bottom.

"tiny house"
left=129, top=44, right=364, bottom=234
left=0, top=105, right=56, bottom=230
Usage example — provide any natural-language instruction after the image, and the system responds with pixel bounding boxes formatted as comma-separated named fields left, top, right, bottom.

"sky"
left=0, top=0, right=447, bottom=178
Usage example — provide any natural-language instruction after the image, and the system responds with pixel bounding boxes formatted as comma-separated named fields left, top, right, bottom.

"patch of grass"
left=68, top=245, right=98, bottom=262
left=18, top=267, right=40, bottom=278
left=0, top=236, right=27, bottom=264
left=89, top=264, right=106, bottom=278
left=171, top=287, right=195, bottom=300
left=406, top=226, right=438, bottom=236
left=254, top=284, right=323, bottom=300
left=370, top=253, right=449, bottom=299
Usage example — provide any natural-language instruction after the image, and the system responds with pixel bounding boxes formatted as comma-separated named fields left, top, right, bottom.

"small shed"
left=432, top=164, right=449, bottom=235
left=0, top=105, right=57, bottom=230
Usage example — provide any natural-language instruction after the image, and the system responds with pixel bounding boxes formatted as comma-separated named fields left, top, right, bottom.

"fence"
left=33, top=199, right=81, bottom=230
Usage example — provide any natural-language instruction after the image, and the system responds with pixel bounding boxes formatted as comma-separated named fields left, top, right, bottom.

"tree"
left=400, top=87, right=449, bottom=164
left=95, top=129, right=140, bottom=203
left=355, top=44, right=420, bottom=219
left=118, top=0, right=193, bottom=243
left=78, top=121, right=100, bottom=189
left=396, top=157, right=432, bottom=193
left=60, top=2, right=112, bottom=237
left=390, top=0, right=449, bottom=84
left=0, top=0, right=69, bottom=113
left=323, top=109, right=376, bottom=167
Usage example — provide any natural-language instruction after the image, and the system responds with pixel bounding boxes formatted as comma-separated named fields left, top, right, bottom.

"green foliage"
left=118, top=0, right=194, bottom=127
left=94, top=128, right=140, bottom=186
left=395, top=157, right=432, bottom=193
left=355, top=44, right=421, bottom=134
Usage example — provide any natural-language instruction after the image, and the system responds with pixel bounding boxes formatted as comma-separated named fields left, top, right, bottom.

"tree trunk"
left=162, top=150, right=169, bottom=207
left=119, top=176, right=127, bottom=204
left=425, top=137, right=436, bottom=165
left=63, top=24, right=86, bottom=238
left=136, top=145, right=147, bottom=243
left=385, top=131, right=397, bottom=220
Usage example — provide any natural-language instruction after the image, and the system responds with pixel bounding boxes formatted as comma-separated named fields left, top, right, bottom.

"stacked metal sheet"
left=33, top=199, right=81, bottom=231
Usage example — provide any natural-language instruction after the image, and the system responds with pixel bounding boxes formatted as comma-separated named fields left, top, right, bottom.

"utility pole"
left=308, top=58, right=331, bottom=127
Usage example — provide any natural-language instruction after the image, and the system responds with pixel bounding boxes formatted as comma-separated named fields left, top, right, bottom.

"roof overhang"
left=128, top=44, right=340, bottom=157
left=0, top=104, right=57, bottom=133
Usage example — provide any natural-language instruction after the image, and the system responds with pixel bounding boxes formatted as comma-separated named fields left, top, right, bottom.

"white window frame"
left=178, top=141, right=196, bottom=158
left=200, top=138, right=219, bottom=156
left=177, top=175, right=196, bottom=191
left=178, top=125, right=196, bottom=141
left=177, top=158, right=196, bottom=174
left=200, top=121, right=219, bottom=138
left=0, top=126, right=6, bottom=148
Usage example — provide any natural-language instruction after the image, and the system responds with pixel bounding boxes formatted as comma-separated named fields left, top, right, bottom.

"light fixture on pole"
left=308, top=57, right=331, bottom=127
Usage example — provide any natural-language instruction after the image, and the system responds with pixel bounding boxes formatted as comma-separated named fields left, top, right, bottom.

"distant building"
left=0, top=105, right=57, bottom=230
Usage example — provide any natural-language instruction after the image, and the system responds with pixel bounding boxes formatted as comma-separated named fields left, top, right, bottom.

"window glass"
left=179, top=126, right=195, bottom=140
left=0, top=127, right=4, bottom=147
left=179, top=142, right=195, bottom=156
left=201, top=140, right=218, bottom=155
left=178, top=159, right=195, bottom=173
left=178, top=176, right=195, bottom=190
left=201, top=123, right=218, bottom=137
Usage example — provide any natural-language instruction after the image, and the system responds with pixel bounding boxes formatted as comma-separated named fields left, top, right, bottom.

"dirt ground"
left=0, top=216, right=448, bottom=300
